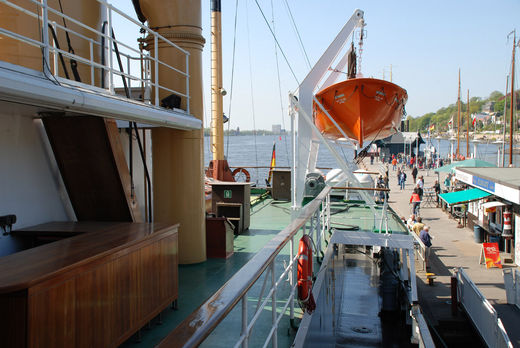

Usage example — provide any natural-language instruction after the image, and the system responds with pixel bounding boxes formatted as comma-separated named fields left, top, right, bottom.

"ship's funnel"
left=138, top=0, right=207, bottom=264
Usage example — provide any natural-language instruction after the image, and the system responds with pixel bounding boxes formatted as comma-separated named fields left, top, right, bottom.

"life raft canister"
left=297, top=234, right=316, bottom=313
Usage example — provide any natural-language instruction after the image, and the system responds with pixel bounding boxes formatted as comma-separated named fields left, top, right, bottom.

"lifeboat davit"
left=313, top=78, right=408, bottom=147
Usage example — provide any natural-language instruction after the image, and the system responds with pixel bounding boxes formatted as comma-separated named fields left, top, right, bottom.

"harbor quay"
left=364, top=160, right=520, bottom=347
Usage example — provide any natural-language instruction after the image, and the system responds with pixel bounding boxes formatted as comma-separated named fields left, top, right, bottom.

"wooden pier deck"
left=364, top=160, right=520, bottom=347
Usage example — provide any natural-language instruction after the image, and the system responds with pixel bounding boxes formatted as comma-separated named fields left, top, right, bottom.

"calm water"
left=204, top=135, right=519, bottom=184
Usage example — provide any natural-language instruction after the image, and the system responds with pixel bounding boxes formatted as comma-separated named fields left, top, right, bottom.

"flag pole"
left=467, top=89, right=470, bottom=158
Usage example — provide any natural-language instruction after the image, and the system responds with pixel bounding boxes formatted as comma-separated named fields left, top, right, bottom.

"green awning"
left=439, top=188, right=491, bottom=205
left=434, top=159, right=496, bottom=173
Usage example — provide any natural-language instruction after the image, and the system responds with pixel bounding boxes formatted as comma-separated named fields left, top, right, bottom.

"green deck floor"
left=121, top=197, right=408, bottom=347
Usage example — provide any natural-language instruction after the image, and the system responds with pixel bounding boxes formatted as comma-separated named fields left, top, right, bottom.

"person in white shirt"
left=407, top=214, right=416, bottom=230
left=417, top=175, right=424, bottom=189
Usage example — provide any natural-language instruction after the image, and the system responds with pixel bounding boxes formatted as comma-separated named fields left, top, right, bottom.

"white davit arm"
left=293, top=9, right=365, bottom=210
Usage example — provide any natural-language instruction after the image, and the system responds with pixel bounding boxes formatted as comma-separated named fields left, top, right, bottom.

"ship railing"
left=0, top=0, right=190, bottom=113
left=503, top=269, right=520, bottom=310
left=456, top=268, right=513, bottom=348
left=157, top=187, right=333, bottom=348
left=411, top=231, right=427, bottom=271
left=410, top=305, right=436, bottom=348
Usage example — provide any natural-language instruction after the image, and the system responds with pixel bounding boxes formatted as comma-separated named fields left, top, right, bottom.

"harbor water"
left=205, top=135, right=520, bottom=185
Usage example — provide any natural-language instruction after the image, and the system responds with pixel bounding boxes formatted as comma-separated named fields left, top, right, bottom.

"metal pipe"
left=241, top=296, right=248, bottom=348
left=41, top=0, right=50, bottom=72
left=271, top=262, right=277, bottom=348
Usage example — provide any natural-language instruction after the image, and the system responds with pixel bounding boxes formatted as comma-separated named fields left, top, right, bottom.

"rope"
left=57, top=0, right=81, bottom=82
left=253, top=0, right=300, bottom=85
left=271, top=0, right=290, bottom=166
left=282, top=0, right=311, bottom=70
left=245, top=1, right=260, bottom=183
left=225, top=0, right=240, bottom=159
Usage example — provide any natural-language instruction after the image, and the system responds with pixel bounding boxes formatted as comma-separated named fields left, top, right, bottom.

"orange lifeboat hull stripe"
left=313, top=78, right=408, bottom=147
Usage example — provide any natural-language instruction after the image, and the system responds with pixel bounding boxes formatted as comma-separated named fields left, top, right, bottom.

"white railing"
left=157, top=187, right=332, bottom=348
left=503, top=269, right=520, bottom=310
left=457, top=268, right=513, bottom=348
left=411, top=305, right=436, bottom=348
left=0, top=0, right=190, bottom=113
left=411, top=231, right=427, bottom=271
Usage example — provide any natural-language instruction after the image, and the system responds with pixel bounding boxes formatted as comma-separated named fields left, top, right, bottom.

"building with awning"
left=454, top=167, right=520, bottom=265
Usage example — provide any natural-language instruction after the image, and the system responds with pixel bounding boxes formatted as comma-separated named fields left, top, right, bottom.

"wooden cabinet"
left=0, top=222, right=178, bottom=348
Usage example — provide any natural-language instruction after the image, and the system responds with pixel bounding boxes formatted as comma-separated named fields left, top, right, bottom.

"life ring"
left=297, top=235, right=316, bottom=313
left=232, top=167, right=251, bottom=182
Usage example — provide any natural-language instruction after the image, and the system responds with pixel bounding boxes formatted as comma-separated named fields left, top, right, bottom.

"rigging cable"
left=253, top=0, right=300, bottom=86
left=245, top=0, right=260, bottom=184
left=270, top=0, right=290, bottom=165
left=282, top=0, right=312, bottom=70
left=57, top=0, right=81, bottom=82
left=225, top=0, right=240, bottom=159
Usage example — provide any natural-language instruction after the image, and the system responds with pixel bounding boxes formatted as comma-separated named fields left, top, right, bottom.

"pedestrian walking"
left=433, top=180, right=441, bottom=206
left=419, top=226, right=432, bottom=269
left=411, top=166, right=418, bottom=184
left=400, top=170, right=407, bottom=190
left=409, top=188, right=421, bottom=216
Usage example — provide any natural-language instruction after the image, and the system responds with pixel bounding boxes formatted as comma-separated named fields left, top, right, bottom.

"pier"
left=364, top=160, right=520, bottom=347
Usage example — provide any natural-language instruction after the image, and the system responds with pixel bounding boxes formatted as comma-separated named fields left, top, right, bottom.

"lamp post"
left=449, top=136, right=456, bottom=163
left=435, top=136, right=442, bottom=168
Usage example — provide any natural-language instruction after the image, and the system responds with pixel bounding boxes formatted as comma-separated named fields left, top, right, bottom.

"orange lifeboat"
left=313, top=78, right=408, bottom=147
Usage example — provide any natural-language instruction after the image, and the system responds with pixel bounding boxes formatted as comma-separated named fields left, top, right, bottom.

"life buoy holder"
left=232, top=167, right=251, bottom=182
left=297, top=234, right=316, bottom=313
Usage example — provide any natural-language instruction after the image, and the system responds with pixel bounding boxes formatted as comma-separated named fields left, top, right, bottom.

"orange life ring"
left=232, top=167, right=251, bottom=182
left=297, top=235, right=316, bottom=313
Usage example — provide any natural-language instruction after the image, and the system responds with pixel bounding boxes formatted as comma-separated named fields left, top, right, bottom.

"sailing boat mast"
left=467, top=89, right=470, bottom=158
left=457, top=68, right=461, bottom=157
left=509, top=30, right=516, bottom=167
left=207, top=0, right=234, bottom=180
left=502, top=75, right=509, bottom=167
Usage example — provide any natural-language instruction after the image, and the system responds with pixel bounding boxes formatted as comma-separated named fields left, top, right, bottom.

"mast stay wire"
left=245, top=0, right=260, bottom=184
left=271, top=0, right=290, bottom=166
left=253, top=0, right=300, bottom=86
left=225, top=0, right=240, bottom=159
left=282, top=0, right=312, bottom=70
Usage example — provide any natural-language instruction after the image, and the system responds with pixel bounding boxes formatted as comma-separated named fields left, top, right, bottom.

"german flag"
left=267, top=142, right=276, bottom=185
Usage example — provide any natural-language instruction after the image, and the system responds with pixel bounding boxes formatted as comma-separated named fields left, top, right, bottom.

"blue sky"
left=113, top=0, right=520, bottom=130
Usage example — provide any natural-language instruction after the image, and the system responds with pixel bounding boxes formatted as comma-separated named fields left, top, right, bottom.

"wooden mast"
left=467, top=89, right=470, bottom=158
left=509, top=30, right=516, bottom=167
left=207, top=0, right=234, bottom=180
left=456, top=68, right=461, bottom=158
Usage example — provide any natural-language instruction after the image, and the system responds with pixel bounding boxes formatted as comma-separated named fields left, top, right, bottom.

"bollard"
left=451, top=275, right=458, bottom=316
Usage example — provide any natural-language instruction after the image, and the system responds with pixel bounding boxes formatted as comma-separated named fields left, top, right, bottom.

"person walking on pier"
left=410, top=188, right=421, bottom=216
left=420, top=226, right=432, bottom=269
left=411, top=166, right=418, bottom=184
left=433, top=180, right=441, bottom=206
left=399, top=170, right=407, bottom=190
